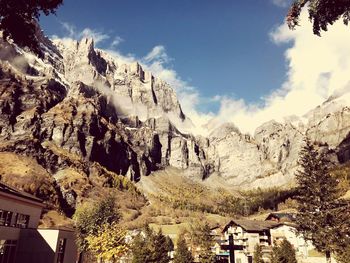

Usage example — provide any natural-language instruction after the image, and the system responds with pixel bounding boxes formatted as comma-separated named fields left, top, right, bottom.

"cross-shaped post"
left=220, top=234, right=244, bottom=263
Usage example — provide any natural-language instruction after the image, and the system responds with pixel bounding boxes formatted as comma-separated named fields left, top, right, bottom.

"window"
left=0, top=240, right=17, bottom=263
left=0, top=210, right=29, bottom=228
left=56, top=238, right=66, bottom=263
left=0, top=210, right=12, bottom=227
left=15, top=214, right=29, bottom=228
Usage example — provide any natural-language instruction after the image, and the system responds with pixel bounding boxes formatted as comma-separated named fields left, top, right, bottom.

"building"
left=221, top=219, right=279, bottom=263
left=0, top=181, right=77, bottom=263
left=220, top=215, right=318, bottom=263
left=265, top=212, right=296, bottom=223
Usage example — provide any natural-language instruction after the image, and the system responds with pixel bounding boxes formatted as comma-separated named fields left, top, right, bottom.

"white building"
left=0, top=181, right=78, bottom=263
left=221, top=219, right=278, bottom=263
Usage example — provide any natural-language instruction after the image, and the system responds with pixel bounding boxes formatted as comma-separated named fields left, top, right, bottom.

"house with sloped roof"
left=220, top=219, right=280, bottom=263
left=265, top=212, right=296, bottom=223
left=0, top=181, right=78, bottom=263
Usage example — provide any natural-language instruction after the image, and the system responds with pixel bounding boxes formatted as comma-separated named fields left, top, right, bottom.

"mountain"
left=1, top=29, right=350, bottom=213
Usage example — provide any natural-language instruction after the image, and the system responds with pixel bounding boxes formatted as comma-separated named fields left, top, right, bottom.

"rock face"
left=1, top=32, right=350, bottom=196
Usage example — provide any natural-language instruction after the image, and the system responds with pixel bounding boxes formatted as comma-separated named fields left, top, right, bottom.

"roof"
left=0, top=181, right=43, bottom=204
left=265, top=213, right=296, bottom=222
left=223, top=219, right=279, bottom=233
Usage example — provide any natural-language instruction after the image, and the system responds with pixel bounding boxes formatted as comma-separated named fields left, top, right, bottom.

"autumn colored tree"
left=85, top=222, right=128, bottom=263
left=73, top=195, right=121, bottom=251
left=0, top=0, right=63, bottom=54
left=287, top=0, right=350, bottom=35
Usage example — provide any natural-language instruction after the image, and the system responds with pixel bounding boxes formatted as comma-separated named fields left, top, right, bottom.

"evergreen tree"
left=131, top=226, right=170, bottom=263
left=190, top=222, right=216, bottom=263
left=152, top=229, right=170, bottom=263
left=253, top=244, right=264, bottom=263
left=0, top=0, right=63, bottom=54
left=165, top=235, right=174, bottom=252
left=173, top=234, right=193, bottom=263
left=131, top=232, right=152, bottom=263
left=295, top=139, right=340, bottom=263
left=270, top=239, right=297, bottom=263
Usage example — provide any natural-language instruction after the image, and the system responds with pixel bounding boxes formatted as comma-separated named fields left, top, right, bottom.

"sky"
left=40, top=0, right=350, bottom=135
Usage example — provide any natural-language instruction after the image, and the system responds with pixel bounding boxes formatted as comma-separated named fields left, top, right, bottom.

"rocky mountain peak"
left=1, top=29, right=350, bottom=193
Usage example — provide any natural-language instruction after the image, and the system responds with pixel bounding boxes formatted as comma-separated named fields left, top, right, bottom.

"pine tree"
left=131, top=232, right=151, bottom=263
left=253, top=244, right=264, bottom=263
left=193, top=222, right=216, bottom=263
left=174, top=234, right=194, bottom=263
left=131, top=226, right=170, bottom=263
left=270, top=239, right=297, bottom=263
left=152, top=229, right=170, bottom=263
left=295, top=139, right=340, bottom=263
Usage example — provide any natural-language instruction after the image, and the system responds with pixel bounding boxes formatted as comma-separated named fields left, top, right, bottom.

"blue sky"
left=41, top=0, right=291, bottom=111
left=40, top=0, right=350, bottom=134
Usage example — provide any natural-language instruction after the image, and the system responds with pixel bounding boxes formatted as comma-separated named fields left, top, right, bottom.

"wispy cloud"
left=271, top=0, right=291, bottom=8
left=110, top=36, right=124, bottom=48
left=56, top=22, right=112, bottom=45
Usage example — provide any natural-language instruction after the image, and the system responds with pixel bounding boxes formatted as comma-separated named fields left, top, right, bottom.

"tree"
left=190, top=221, right=216, bottom=263
left=336, top=245, right=350, bottom=263
left=295, top=139, right=340, bottom=263
left=73, top=195, right=121, bottom=252
left=131, top=226, right=171, bottom=263
left=173, top=233, right=193, bottom=263
left=0, top=0, right=63, bottom=54
left=152, top=229, right=171, bottom=263
left=253, top=244, right=264, bottom=263
left=85, top=222, right=128, bottom=263
left=270, top=239, right=297, bottom=263
left=287, top=0, right=350, bottom=36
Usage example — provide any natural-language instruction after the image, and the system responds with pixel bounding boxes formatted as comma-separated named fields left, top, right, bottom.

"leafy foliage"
left=295, top=139, right=350, bottom=261
left=73, top=195, right=121, bottom=251
left=270, top=239, right=297, bottom=263
left=85, top=222, right=128, bottom=262
left=336, top=245, right=350, bottom=263
left=131, top=225, right=171, bottom=263
left=253, top=244, right=264, bottom=263
left=0, top=0, right=63, bottom=54
left=287, top=0, right=350, bottom=35
left=173, top=233, right=193, bottom=263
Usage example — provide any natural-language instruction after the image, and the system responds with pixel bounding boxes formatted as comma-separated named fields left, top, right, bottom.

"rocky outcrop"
left=1, top=32, right=350, bottom=195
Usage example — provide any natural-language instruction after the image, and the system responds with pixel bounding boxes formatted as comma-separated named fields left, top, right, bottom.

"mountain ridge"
left=1, top=30, right=350, bottom=206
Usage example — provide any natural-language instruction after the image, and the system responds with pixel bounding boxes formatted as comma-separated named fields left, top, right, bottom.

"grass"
left=308, top=249, right=325, bottom=257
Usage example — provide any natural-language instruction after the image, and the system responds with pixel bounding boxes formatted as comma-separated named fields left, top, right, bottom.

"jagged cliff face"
left=1, top=32, right=350, bottom=200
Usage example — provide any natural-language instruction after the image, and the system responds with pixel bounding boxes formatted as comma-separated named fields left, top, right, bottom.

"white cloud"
left=57, top=22, right=111, bottom=45
left=271, top=0, right=291, bottom=8
left=110, top=36, right=124, bottom=48
left=206, top=10, right=350, bottom=135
